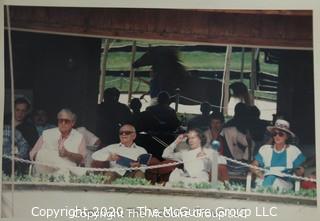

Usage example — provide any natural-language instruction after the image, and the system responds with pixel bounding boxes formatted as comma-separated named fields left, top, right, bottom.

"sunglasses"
left=272, top=131, right=286, bottom=137
left=58, top=118, right=72, bottom=124
left=119, top=131, right=135, bottom=136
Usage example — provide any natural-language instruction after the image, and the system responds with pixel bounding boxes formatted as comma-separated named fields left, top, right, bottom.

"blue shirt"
left=255, top=144, right=305, bottom=187
left=2, top=125, right=30, bottom=159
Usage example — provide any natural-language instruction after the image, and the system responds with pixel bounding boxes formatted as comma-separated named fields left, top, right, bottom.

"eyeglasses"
left=272, top=131, right=286, bottom=137
left=119, top=131, right=135, bottom=136
left=58, top=118, right=72, bottom=124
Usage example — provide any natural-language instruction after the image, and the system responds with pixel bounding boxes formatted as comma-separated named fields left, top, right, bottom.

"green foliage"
left=3, top=173, right=315, bottom=199
left=69, top=174, right=105, bottom=184
left=169, top=180, right=316, bottom=199
left=252, top=186, right=317, bottom=198
left=111, top=177, right=151, bottom=186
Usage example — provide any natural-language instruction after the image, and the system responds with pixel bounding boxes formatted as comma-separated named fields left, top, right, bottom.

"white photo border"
left=0, top=0, right=319, bottom=219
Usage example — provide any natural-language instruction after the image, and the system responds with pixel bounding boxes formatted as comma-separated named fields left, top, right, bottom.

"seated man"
left=204, top=111, right=225, bottom=154
left=29, top=108, right=86, bottom=176
left=32, top=109, right=55, bottom=136
left=2, top=125, right=29, bottom=175
left=91, top=124, right=148, bottom=184
left=4, top=97, right=39, bottom=156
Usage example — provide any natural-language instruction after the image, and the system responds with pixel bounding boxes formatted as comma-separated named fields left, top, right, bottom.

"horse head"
left=132, top=46, right=223, bottom=107
left=133, top=46, right=181, bottom=69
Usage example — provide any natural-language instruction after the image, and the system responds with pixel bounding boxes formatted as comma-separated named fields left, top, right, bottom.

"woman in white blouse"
left=162, top=128, right=227, bottom=186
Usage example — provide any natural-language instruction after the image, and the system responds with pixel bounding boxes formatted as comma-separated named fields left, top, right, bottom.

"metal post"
left=246, top=172, right=252, bottom=192
left=240, top=47, right=245, bottom=82
left=250, top=48, right=259, bottom=99
left=98, top=39, right=113, bottom=104
left=222, top=45, right=232, bottom=115
left=0, top=1, right=3, bottom=213
left=295, top=180, right=301, bottom=192
left=128, top=41, right=137, bottom=104
left=174, top=88, right=181, bottom=112
left=211, top=140, right=220, bottom=188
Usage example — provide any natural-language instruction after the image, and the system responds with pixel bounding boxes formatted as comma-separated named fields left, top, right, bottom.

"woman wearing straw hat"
left=250, top=119, right=305, bottom=190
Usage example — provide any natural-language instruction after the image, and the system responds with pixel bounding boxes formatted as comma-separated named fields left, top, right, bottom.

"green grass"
left=104, top=40, right=278, bottom=100
left=106, top=52, right=147, bottom=71
left=104, top=75, right=277, bottom=101
left=104, top=76, right=150, bottom=92
left=105, top=51, right=278, bottom=75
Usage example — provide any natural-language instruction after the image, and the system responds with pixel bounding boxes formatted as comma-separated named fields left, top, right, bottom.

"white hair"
left=57, top=108, right=77, bottom=122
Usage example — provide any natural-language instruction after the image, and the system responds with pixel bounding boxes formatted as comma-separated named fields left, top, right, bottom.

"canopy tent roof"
left=5, top=7, right=312, bottom=49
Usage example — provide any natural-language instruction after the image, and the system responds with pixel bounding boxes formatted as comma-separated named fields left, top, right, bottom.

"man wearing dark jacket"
left=3, top=97, right=39, bottom=175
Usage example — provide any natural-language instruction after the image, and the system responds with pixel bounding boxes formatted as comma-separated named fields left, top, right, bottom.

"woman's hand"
left=175, top=134, right=186, bottom=145
left=295, top=166, right=305, bottom=177
left=250, top=160, right=264, bottom=179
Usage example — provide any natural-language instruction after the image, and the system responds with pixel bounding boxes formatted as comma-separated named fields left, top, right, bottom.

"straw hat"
left=267, top=119, right=295, bottom=137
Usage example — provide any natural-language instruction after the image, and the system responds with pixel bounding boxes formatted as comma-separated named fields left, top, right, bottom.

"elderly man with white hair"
left=30, top=108, right=86, bottom=176
left=91, top=124, right=149, bottom=183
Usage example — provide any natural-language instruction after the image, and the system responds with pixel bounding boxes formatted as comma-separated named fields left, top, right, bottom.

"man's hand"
left=109, top=153, right=120, bottom=161
left=130, top=161, right=141, bottom=168
left=58, top=146, right=69, bottom=157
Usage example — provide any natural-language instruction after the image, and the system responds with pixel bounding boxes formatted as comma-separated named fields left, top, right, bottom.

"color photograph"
left=0, top=1, right=319, bottom=220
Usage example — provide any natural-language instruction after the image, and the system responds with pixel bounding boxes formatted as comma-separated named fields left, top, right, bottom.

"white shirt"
left=221, top=126, right=250, bottom=160
left=162, top=141, right=227, bottom=167
left=92, top=143, right=147, bottom=176
left=77, top=127, right=99, bottom=146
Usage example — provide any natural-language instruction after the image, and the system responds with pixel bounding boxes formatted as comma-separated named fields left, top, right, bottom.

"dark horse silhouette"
left=132, top=47, right=223, bottom=110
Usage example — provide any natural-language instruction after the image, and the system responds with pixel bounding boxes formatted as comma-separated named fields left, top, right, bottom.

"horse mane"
left=151, top=47, right=189, bottom=79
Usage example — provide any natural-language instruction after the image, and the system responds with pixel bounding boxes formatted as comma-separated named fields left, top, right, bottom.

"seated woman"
left=162, top=128, right=228, bottom=186
left=251, top=119, right=305, bottom=191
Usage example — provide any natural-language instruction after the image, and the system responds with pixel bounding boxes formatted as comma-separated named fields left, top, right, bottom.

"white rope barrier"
left=2, top=155, right=182, bottom=173
left=2, top=154, right=316, bottom=183
left=179, top=95, right=221, bottom=108
left=222, top=156, right=317, bottom=183
left=151, top=136, right=169, bottom=147
left=105, top=78, right=122, bottom=84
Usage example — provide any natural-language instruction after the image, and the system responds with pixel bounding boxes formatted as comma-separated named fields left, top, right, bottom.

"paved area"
left=120, top=94, right=276, bottom=121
